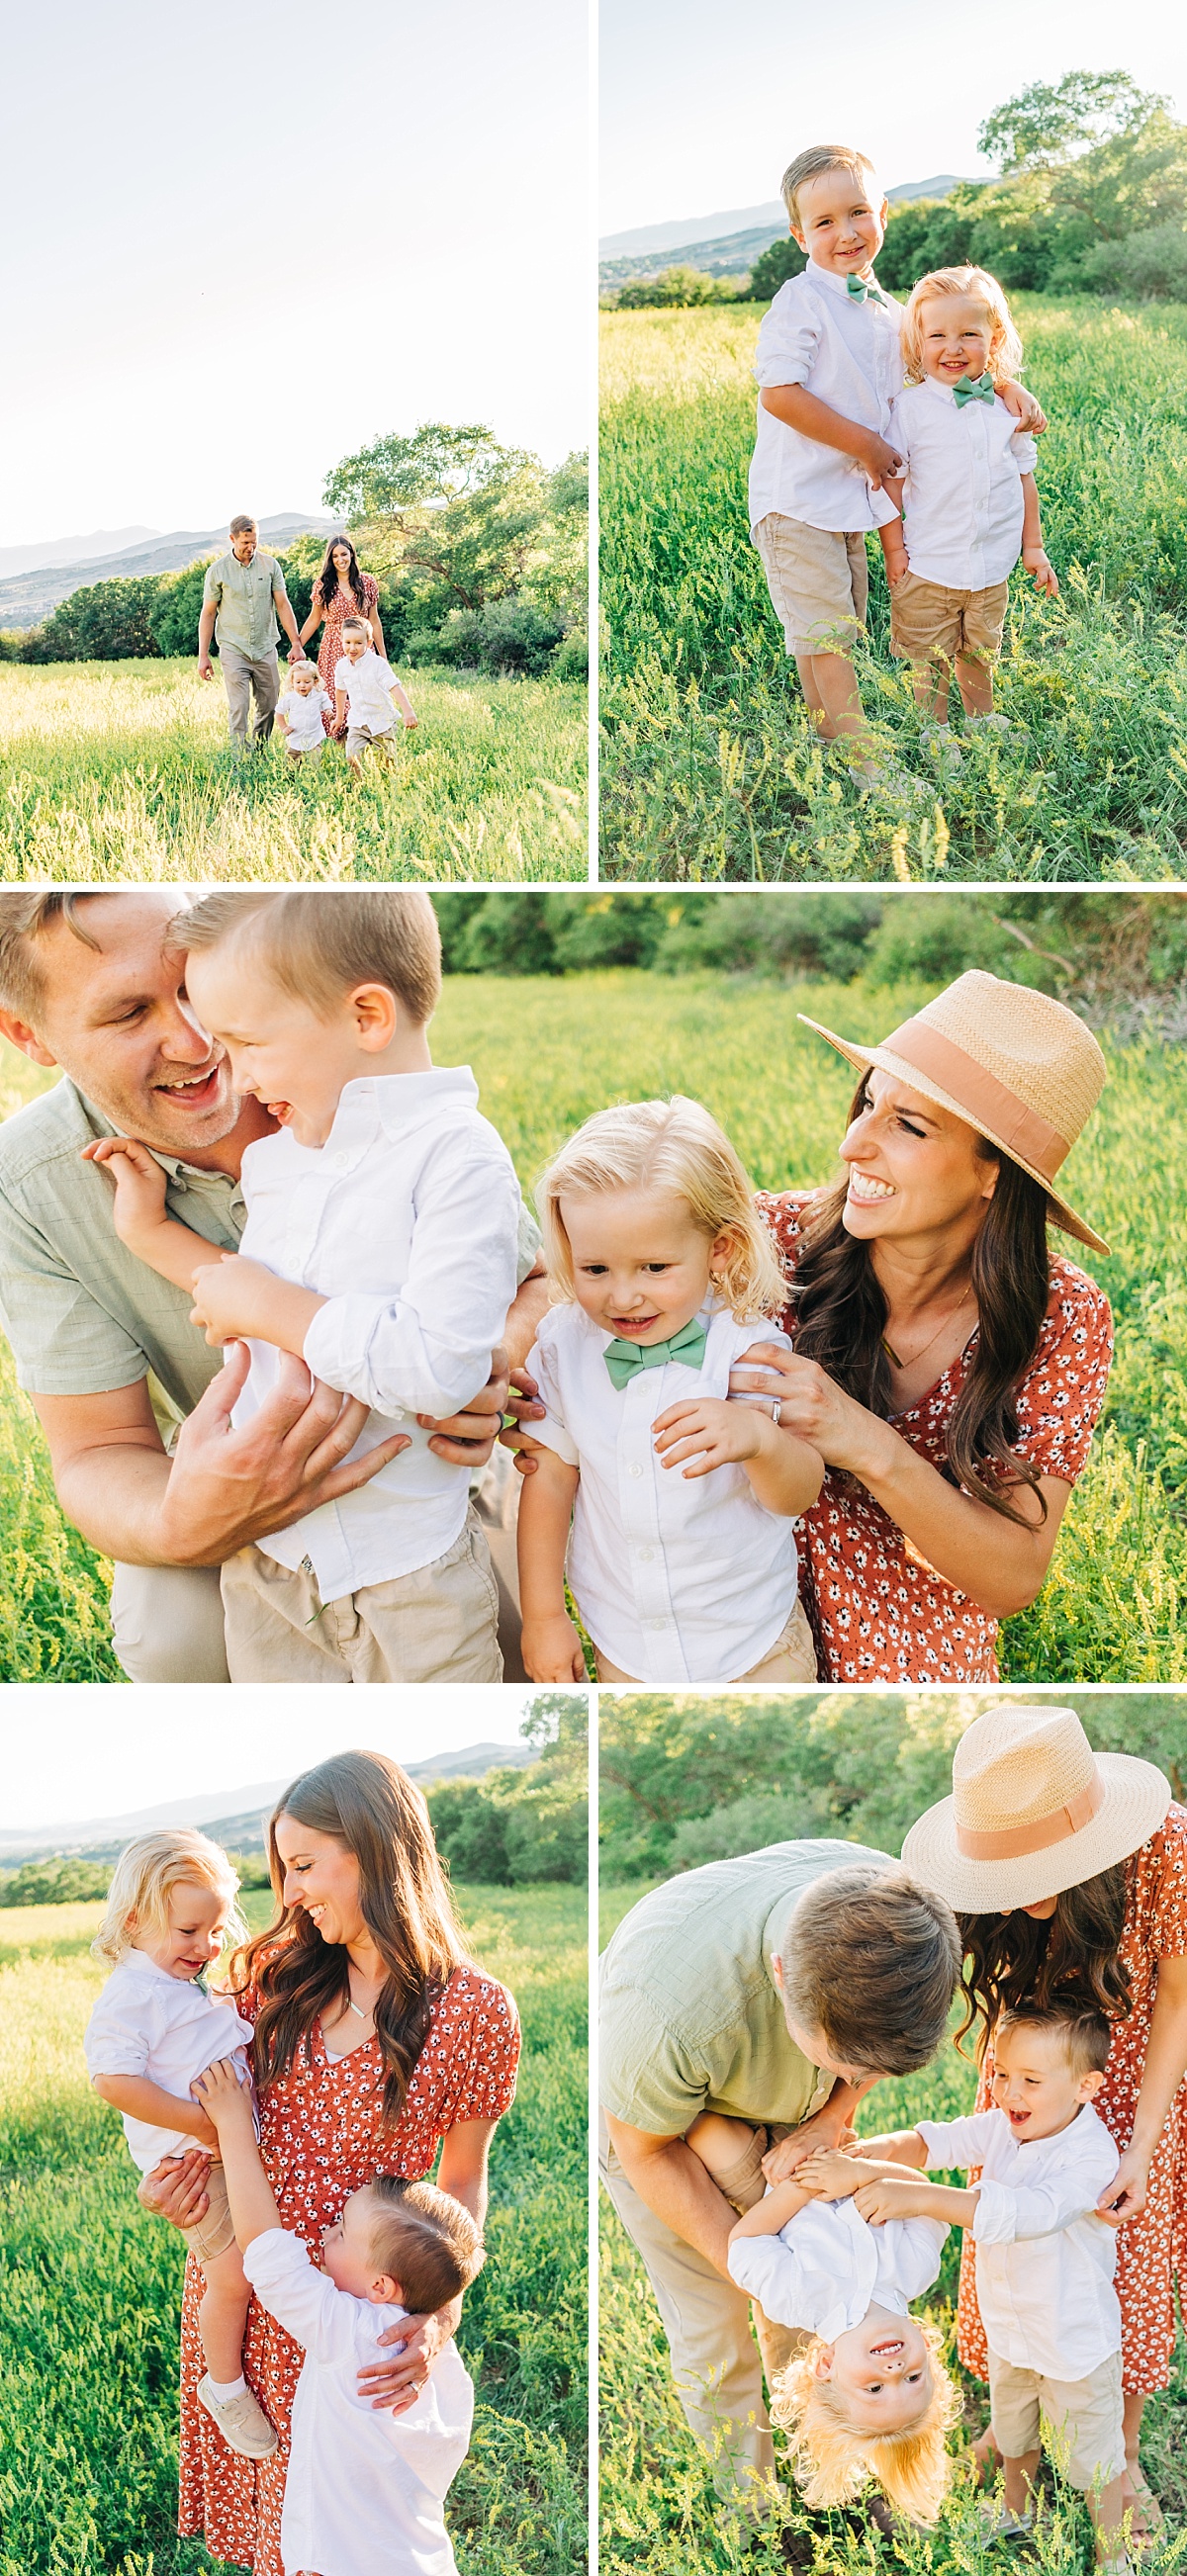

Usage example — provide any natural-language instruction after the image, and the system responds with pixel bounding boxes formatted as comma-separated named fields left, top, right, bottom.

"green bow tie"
left=602, top=1318, right=708, bottom=1390
left=953, top=372, right=996, bottom=407
left=846, top=273, right=887, bottom=307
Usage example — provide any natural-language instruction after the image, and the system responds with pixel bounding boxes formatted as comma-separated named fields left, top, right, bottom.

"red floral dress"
left=313, top=572, right=381, bottom=735
left=957, top=1808, right=1187, bottom=2393
left=757, top=1191, right=1114, bottom=1684
left=177, top=1961, right=520, bottom=2575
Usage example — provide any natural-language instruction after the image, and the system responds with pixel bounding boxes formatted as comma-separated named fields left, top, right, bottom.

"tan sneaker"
left=197, top=2373, right=278, bottom=2458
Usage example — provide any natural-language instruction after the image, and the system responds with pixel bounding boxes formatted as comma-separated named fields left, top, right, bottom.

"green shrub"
left=0, top=1857, right=112, bottom=1908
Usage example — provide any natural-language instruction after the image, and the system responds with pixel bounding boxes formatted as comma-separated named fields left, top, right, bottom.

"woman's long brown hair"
left=956, top=1862, right=1133, bottom=2054
left=790, top=1076, right=1052, bottom=1525
left=230, top=1750, right=467, bottom=2128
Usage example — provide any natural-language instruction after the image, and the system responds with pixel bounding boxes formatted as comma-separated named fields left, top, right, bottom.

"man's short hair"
left=0, top=891, right=104, bottom=1021
left=366, top=2176, right=485, bottom=2309
left=780, top=146, right=880, bottom=229
left=176, top=888, right=443, bottom=1028
left=228, top=513, right=257, bottom=538
left=779, top=1864, right=961, bottom=2077
left=996, top=1997, right=1112, bottom=2079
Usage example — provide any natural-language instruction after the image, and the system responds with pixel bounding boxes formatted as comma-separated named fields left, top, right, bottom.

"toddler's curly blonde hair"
left=900, top=265, right=1023, bottom=390
left=535, top=1097, right=787, bottom=1321
left=772, top=2319, right=960, bottom=2526
left=92, top=1829, right=246, bottom=1969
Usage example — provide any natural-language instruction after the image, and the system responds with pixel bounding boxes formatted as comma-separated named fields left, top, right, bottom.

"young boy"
left=194, top=2055, right=483, bottom=2576
left=84, top=889, right=523, bottom=1684
left=751, top=145, right=1043, bottom=779
left=275, top=659, right=334, bottom=762
left=810, top=1999, right=1128, bottom=2565
left=334, top=618, right=417, bottom=779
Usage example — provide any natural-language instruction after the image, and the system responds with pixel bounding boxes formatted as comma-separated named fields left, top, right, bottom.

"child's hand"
left=882, top=550, right=910, bottom=587
left=847, top=2129, right=925, bottom=2165
left=192, top=2057, right=254, bottom=2130
left=652, top=1396, right=768, bottom=1478
left=852, top=2174, right=928, bottom=2227
left=190, top=1253, right=278, bottom=1346
left=520, top=1611, right=588, bottom=1682
left=1022, top=546, right=1058, bottom=598
left=82, top=1135, right=169, bottom=1244
left=1001, top=382, right=1048, bottom=434
left=856, top=431, right=905, bottom=490
left=795, top=2148, right=867, bottom=2200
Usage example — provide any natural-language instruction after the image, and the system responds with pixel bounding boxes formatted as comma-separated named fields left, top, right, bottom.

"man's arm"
left=272, top=574, right=302, bottom=659
left=604, top=2112, right=739, bottom=2278
left=197, top=598, right=217, bottom=678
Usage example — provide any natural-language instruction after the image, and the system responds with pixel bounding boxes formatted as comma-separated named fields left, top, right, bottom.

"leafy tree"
left=978, top=70, right=1165, bottom=174
left=148, top=559, right=213, bottom=658
left=616, top=266, right=733, bottom=310
left=0, top=1853, right=112, bottom=1905
left=876, top=198, right=977, bottom=294
left=744, top=236, right=806, bottom=301
left=35, top=577, right=161, bottom=663
left=424, top=1691, right=588, bottom=1886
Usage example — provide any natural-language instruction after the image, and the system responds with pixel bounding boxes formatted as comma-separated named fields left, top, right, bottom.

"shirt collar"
left=73, top=1083, right=242, bottom=1193
left=810, top=260, right=881, bottom=304
left=278, top=1066, right=482, bottom=1176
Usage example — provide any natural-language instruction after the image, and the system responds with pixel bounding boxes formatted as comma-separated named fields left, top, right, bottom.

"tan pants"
left=594, top=1595, right=817, bottom=1686
left=989, top=2349, right=1125, bottom=2492
left=598, top=2110, right=805, bottom=2509
left=220, top=643, right=280, bottom=745
left=220, top=1505, right=503, bottom=1682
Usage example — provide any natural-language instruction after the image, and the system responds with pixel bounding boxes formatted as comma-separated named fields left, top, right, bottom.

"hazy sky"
left=600, top=1, right=1187, bottom=234
left=2, top=0, right=590, bottom=545
left=2, top=1685, right=542, bottom=1830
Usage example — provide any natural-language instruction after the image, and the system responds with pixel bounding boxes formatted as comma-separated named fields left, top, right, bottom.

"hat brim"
left=900, top=1753, right=1172, bottom=1914
left=798, top=1017, right=1110, bottom=1255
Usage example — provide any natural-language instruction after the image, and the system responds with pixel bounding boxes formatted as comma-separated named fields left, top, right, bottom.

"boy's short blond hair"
left=772, top=2319, right=960, bottom=2524
left=781, top=147, right=881, bottom=230
left=92, top=1828, right=245, bottom=1968
left=365, top=2176, right=486, bottom=2310
left=900, top=266, right=1023, bottom=388
left=341, top=615, right=374, bottom=643
left=174, top=889, right=442, bottom=1028
left=535, top=1096, right=787, bottom=1321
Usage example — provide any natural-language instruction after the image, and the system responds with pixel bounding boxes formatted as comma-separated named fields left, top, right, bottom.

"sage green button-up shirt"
left=202, top=547, right=290, bottom=659
left=598, top=1837, right=897, bottom=2135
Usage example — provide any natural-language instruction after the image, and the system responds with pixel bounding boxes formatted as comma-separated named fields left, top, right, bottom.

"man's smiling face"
left=3, top=893, right=245, bottom=1157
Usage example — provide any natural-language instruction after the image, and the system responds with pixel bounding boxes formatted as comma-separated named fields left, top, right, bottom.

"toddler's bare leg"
left=1086, top=2472, right=1127, bottom=2565
left=956, top=651, right=994, bottom=719
left=796, top=651, right=872, bottom=750
left=912, top=661, right=952, bottom=720
left=196, top=2239, right=252, bottom=2384
left=1001, top=2449, right=1041, bottom=2520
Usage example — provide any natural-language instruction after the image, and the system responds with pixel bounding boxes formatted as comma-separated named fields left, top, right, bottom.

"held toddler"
left=194, top=2057, right=484, bottom=2576
left=333, top=616, right=417, bottom=778
left=516, top=1095, right=824, bottom=1684
left=879, top=267, right=1058, bottom=743
left=275, top=658, right=333, bottom=761
left=83, top=1831, right=276, bottom=2459
left=83, top=888, right=522, bottom=1685
left=685, top=2110, right=959, bottom=2524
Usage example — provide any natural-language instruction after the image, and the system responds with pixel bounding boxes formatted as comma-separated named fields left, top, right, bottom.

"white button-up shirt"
left=243, top=2228, right=473, bottom=2576
left=918, top=2103, right=1121, bottom=2376
left=728, top=2189, right=948, bottom=2338
left=527, top=1302, right=800, bottom=1682
left=279, top=682, right=333, bottom=749
left=84, top=1952, right=254, bottom=2174
left=233, top=1069, right=521, bottom=1599
left=334, top=649, right=400, bottom=731
left=750, top=262, right=904, bottom=535
left=886, top=379, right=1038, bottom=588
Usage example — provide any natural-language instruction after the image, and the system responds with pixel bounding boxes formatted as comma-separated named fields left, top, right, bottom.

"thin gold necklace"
left=882, top=1284, right=975, bottom=1374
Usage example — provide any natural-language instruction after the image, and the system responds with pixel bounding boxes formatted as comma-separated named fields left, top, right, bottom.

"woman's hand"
left=137, top=2148, right=213, bottom=2229
left=1097, top=2142, right=1150, bottom=2227
left=358, top=2295, right=463, bottom=2412
left=728, top=1345, right=893, bottom=1481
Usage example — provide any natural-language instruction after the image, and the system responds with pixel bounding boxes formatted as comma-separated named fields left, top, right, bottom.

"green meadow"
left=600, top=298, right=1187, bottom=880
left=0, top=661, right=587, bottom=881
left=0, top=1882, right=587, bottom=2576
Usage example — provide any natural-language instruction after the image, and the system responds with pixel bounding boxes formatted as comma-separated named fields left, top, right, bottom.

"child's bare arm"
left=91, top=2069, right=219, bottom=2151
left=82, top=1137, right=219, bottom=1292
left=188, top=1255, right=325, bottom=1354
left=853, top=2171, right=979, bottom=2228
left=334, top=686, right=348, bottom=726
left=1000, top=379, right=1047, bottom=434
left=516, top=1446, right=586, bottom=1680
left=877, top=486, right=908, bottom=582
left=391, top=679, right=417, bottom=727
left=848, top=2128, right=930, bottom=2169
left=728, top=2170, right=817, bottom=2244
left=191, top=2057, right=282, bottom=2251
left=652, top=1396, right=824, bottom=1516
left=1019, top=476, right=1058, bottom=596
left=760, top=385, right=903, bottom=489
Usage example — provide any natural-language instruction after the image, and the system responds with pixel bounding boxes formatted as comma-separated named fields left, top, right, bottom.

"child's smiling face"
left=990, top=2019, right=1103, bottom=2143
left=819, top=2302, right=934, bottom=2437
left=183, top=943, right=394, bottom=1148
left=342, top=630, right=370, bottom=663
left=132, top=1879, right=230, bottom=1981
left=791, top=166, right=887, bottom=278
left=292, top=664, right=318, bottom=695
left=917, top=293, right=996, bottom=387
left=561, top=1187, right=733, bottom=1342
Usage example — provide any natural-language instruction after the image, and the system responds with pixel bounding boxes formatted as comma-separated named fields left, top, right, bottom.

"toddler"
left=84, top=888, right=522, bottom=1684
left=685, top=2109, right=958, bottom=2524
left=516, top=1096, right=824, bottom=1683
left=879, top=267, right=1058, bottom=748
left=195, top=2055, right=483, bottom=2576
left=83, top=1830, right=276, bottom=2459
left=333, top=616, right=417, bottom=778
left=841, top=1999, right=1128, bottom=2564
left=275, top=658, right=333, bottom=761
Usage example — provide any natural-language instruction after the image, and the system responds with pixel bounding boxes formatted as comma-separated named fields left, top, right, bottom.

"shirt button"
left=638, top=1546, right=654, bottom=1561
left=629, top=1463, right=644, bottom=1479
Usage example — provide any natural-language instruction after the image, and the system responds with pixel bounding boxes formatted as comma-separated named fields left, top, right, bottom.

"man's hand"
left=155, top=1341, right=412, bottom=1565
left=521, top=1610, right=588, bottom=1682
left=795, top=2148, right=867, bottom=2200
left=191, top=2056, right=254, bottom=2131
left=197, top=657, right=215, bottom=682
left=137, top=2149, right=213, bottom=2228
left=760, top=2102, right=850, bottom=2185
left=858, top=432, right=905, bottom=490
left=359, top=2295, right=463, bottom=2413
left=1022, top=545, right=1058, bottom=599
left=500, top=1366, right=547, bottom=1474
left=416, top=1346, right=510, bottom=1466
left=83, top=1135, right=169, bottom=1246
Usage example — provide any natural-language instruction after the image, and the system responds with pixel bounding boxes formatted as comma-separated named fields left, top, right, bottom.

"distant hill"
left=0, top=527, right=158, bottom=580
left=599, top=176, right=974, bottom=289
left=0, top=511, right=341, bottom=630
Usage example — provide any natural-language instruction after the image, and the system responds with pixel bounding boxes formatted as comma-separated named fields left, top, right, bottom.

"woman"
left=298, top=536, right=386, bottom=738
left=142, top=1750, right=519, bottom=2576
left=903, top=1702, right=1187, bottom=2536
left=732, top=969, right=1114, bottom=1682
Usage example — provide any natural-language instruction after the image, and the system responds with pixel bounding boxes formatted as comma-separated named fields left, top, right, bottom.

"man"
left=197, top=515, right=303, bottom=748
left=0, top=890, right=548, bottom=1683
left=599, top=1845, right=961, bottom=2529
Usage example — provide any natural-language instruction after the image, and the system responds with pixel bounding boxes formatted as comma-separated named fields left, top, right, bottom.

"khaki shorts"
left=220, top=1505, right=502, bottom=1683
left=988, top=2348, right=1125, bottom=2493
left=753, top=512, right=868, bottom=657
left=889, top=571, right=1009, bottom=670
left=593, top=1594, right=817, bottom=1686
left=345, top=720, right=398, bottom=759
left=179, top=2157, right=236, bottom=2266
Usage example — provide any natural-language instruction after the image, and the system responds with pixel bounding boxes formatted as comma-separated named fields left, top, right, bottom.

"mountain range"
left=599, top=176, right=972, bottom=288
left=0, top=511, right=340, bottom=630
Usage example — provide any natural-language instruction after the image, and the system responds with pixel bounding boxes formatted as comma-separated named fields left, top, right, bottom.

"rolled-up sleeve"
left=1011, top=431, right=1039, bottom=475
left=84, top=1989, right=155, bottom=2080
left=727, top=2227, right=811, bottom=2325
left=754, top=297, right=820, bottom=391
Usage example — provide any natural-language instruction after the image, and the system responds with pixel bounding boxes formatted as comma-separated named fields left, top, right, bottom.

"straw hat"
left=901, top=1704, right=1171, bottom=1912
left=799, top=968, right=1109, bottom=1252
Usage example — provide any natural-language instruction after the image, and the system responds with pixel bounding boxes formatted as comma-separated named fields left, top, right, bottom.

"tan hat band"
left=884, top=1019, right=1071, bottom=1181
left=955, top=1769, right=1106, bottom=1861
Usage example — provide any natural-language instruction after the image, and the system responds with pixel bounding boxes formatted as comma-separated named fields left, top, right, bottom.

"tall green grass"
left=600, top=298, right=1187, bottom=879
left=0, top=1884, right=587, bottom=2576
left=0, top=661, right=588, bottom=881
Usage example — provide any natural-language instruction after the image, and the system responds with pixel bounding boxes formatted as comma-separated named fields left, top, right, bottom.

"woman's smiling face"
left=273, top=1815, right=365, bottom=1947
left=839, top=1070, right=998, bottom=1246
